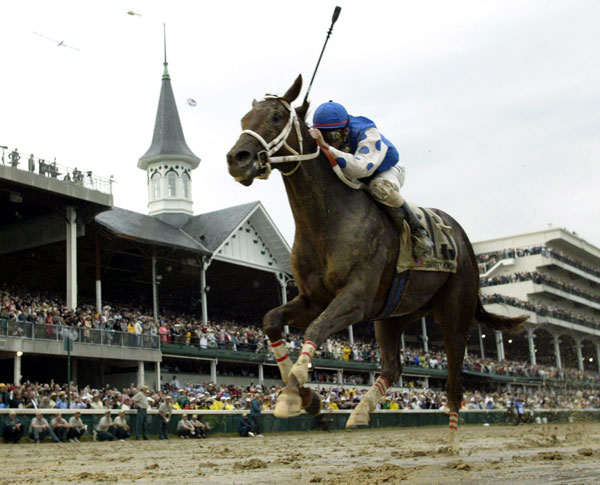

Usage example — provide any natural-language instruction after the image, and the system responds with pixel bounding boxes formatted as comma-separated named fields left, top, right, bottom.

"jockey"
left=309, top=101, right=433, bottom=256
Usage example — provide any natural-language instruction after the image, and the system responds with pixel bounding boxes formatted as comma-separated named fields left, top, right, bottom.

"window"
left=183, top=174, right=190, bottom=198
left=168, top=173, right=177, bottom=197
left=151, top=173, right=161, bottom=199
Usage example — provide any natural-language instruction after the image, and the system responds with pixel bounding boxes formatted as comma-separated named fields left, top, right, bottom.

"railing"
left=477, top=245, right=600, bottom=280
left=481, top=293, right=599, bottom=330
left=0, top=319, right=159, bottom=350
left=0, top=146, right=114, bottom=195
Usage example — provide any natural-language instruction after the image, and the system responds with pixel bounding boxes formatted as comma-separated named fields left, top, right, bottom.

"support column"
left=369, top=371, right=375, bottom=385
left=156, top=361, right=161, bottom=391
left=14, top=353, right=22, bottom=386
left=210, top=359, right=217, bottom=384
left=201, top=257, right=210, bottom=326
left=277, top=274, right=289, bottom=334
left=95, top=232, right=102, bottom=314
left=421, top=317, right=428, bottom=353
left=152, top=255, right=159, bottom=320
left=495, top=330, right=505, bottom=361
left=66, top=206, right=77, bottom=310
left=71, top=358, right=78, bottom=386
left=527, top=328, right=537, bottom=366
left=553, top=333, right=562, bottom=369
left=337, top=369, right=343, bottom=385
left=137, top=361, right=145, bottom=387
left=596, top=343, right=600, bottom=375
left=258, top=363, right=264, bottom=383
left=574, top=337, right=584, bottom=372
left=348, top=325, right=354, bottom=345
left=478, top=324, right=486, bottom=359
left=400, top=332, right=405, bottom=351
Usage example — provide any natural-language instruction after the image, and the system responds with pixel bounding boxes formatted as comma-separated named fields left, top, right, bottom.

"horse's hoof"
left=346, top=412, right=369, bottom=428
left=300, top=388, right=321, bottom=417
left=274, top=391, right=302, bottom=418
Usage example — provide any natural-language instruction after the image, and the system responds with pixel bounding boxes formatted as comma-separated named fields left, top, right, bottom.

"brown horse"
left=226, top=75, right=526, bottom=430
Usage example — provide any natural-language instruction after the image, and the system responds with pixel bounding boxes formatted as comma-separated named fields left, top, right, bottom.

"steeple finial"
left=162, top=23, right=169, bottom=79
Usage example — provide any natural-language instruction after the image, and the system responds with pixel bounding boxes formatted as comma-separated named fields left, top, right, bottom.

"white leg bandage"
left=289, top=341, right=318, bottom=387
left=270, top=339, right=293, bottom=384
left=360, top=376, right=390, bottom=412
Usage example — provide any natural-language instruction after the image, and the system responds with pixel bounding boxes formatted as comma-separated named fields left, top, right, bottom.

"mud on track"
left=1, top=423, right=599, bottom=484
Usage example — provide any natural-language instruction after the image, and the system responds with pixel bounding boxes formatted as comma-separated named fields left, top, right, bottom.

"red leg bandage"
left=449, top=412, right=459, bottom=430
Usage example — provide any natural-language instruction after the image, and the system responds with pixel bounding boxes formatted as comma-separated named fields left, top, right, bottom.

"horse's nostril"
left=234, top=150, right=252, bottom=165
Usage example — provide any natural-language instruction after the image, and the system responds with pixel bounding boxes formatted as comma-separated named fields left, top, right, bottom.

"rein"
left=240, top=97, right=320, bottom=178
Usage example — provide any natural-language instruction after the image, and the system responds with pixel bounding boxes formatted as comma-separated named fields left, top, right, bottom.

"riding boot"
left=382, top=204, right=434, bottom=258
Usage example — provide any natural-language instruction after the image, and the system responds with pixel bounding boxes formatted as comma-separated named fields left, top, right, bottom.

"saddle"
left=396, top=204, right=458, bottom=273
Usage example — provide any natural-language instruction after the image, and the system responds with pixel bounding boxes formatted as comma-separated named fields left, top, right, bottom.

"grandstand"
left=474, top=229, right=600, bottom=375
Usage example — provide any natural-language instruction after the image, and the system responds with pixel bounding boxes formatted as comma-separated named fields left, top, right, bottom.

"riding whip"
left=303, top=6, right=342, bottom=106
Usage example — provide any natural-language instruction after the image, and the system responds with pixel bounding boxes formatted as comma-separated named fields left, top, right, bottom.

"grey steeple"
left=138, top=32, right=200, bottom=170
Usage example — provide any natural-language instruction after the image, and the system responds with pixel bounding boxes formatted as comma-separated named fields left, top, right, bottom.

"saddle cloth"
left=396, top=204, right=458, bottom=273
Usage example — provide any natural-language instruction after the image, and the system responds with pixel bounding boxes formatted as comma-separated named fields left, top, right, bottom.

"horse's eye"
left=272, top=113, right=282, bottom=123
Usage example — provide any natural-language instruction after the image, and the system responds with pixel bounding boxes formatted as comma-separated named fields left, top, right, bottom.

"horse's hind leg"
left=433, top=282, right=477, bottom=434
left=347, top=316, right=410, bottom=428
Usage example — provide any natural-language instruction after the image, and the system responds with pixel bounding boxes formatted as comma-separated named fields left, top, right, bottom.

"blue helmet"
left=312, top=102, right=349, bottom=130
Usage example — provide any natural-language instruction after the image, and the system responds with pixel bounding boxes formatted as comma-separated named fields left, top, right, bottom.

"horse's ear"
left=282, top=74, right=303, bottom=103
left=295, top=99, right=310, bottom=121
left=252, top=99, right=258, bottom=108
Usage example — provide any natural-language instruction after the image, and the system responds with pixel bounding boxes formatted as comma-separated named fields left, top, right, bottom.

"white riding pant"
left=368, top=164, right=406, bottom=208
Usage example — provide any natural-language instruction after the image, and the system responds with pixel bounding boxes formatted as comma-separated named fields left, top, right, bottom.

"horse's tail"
left=475, top=298, right=527, bottom=334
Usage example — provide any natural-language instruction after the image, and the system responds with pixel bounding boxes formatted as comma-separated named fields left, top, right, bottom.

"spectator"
left=158, top=395, right=173, bottom=440
left=514, top=396, right=525, bottom=426
left=249, top=394, right=264, bottom=437
left=51, top=413, right=70, bottom=442
left=29, top=412, right=60, bottom=443
left=95, top=410, right=116, bottom=441
left=238, top=413, right=254, bottom=437
left=8, top=148, right=20, bottom=168
left=67, top=411, right=86, bottom=442
left=113, top=410, right=131, bottom=441
left=132, top=385, right=151, bottom=440
left=190, top=414, right=209, bottom=438
left=176, top=414, right=196, bottom=438
left=3, top=411, right=24, bottom=443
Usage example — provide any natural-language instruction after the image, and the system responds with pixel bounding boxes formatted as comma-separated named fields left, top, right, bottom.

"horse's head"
left=227, top=75, right=313, bottom=186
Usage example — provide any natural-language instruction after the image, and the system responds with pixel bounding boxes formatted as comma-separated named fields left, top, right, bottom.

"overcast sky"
left=2, top=1, right=599, bottom=249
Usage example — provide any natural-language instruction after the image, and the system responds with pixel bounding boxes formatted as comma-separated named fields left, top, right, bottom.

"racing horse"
left=226, top=75, right=526, bottom=430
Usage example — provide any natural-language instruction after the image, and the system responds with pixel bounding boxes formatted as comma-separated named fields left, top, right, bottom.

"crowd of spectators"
left=476, top=244, right=600, bottom=279
left=2, top=377, right=600, bottom=443
left=2, top=146, right=96, bottom=185
left=481, top=271, right=600, bottom=304
left=482, top=293, right=598, bottom=329
left=3, top=286, right=599, bottom=389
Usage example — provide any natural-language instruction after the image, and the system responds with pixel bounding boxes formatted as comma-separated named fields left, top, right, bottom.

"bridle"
left=240, top=96, right=320, bottom=178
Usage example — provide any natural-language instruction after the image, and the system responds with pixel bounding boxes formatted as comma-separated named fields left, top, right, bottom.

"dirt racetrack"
left=1, top=422, right=599, bottom=484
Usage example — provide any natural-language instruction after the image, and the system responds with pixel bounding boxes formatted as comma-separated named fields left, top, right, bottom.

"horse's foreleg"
left=274, top=287, right=366, bottom=418
left=347, top=317, right=407, bottom=428
left=263, top=296, right=323, bottom=384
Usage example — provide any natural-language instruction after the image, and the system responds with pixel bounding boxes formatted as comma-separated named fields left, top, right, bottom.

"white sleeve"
left=327, top=127, right=388, bottom=179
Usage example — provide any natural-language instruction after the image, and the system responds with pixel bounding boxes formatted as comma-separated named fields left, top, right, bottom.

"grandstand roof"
left=95, top=200, right=292, bottom=274
left=183, top=201, right=257, bottom=252
left=95, top=207, right=210, bottom=254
